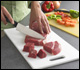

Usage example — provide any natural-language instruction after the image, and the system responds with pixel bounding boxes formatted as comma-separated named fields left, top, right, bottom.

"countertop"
left=1, top=1, right=79, bottom=69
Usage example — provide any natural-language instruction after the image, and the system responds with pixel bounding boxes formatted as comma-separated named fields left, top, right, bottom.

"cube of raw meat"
left=28, top=49, right=37, bottom=58
left=37, top=49, right=47, bottom=59
left=53, top=41, right=61, bottom=55
left=43, top=42, right=54, bottom=54
left=23, top=42, right=34, bottom=52
left=43, top=41, right=61, bottom=55
left=25, top=34, right=47, bottom=46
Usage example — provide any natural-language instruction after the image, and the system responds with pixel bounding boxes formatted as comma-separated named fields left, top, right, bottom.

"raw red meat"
left=43, top=42, right=53, bottom=54
left=53, top=41, right=61, bottom=55
left=28, top=49, right=37, bottom=58
left=25, top=21, right=48, bottom=46
left=43, top=41, right=61, bottom=55
left=23, top=42, right=34, bottom=52
left=31, top=21, right=46, bottom=34
left=37, top=49, right=47, bottom=58
left=25, top=34, right=47, bottom=46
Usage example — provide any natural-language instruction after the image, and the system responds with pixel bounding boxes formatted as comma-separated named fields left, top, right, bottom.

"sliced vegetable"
left=57, top=19, right=61, bottom=23
left=46, top=14, right=51, bottom=17
left=51, top=15, right=56, bottom=19
left=47, top=14, right=62, bottom=21
left=70, top=20, right=77, bottom=23
left=46, top=11, right=77, bottom=27
left=47, top=16, right=52, bottom=20
left=65, top=22, right=71, bottom=27
left=55, top=17, right=62, bottom=21
left=56, top=15, right=62, bottom=18
left=57, top=19, right=65, bottom=25
left=70, top=23, right=75, bottom=27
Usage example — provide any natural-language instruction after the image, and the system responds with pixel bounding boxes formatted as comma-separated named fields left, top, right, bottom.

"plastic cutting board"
left=45, top=12, right=79, bottom=38
left=4, top=26, right=79, bottom=69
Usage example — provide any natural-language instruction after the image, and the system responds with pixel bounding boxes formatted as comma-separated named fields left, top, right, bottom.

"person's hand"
left=29, top=1, right=50, bottom=34
left=1, top=6, right=14, bottom=25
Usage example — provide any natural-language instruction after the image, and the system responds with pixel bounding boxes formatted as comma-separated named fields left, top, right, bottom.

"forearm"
left=31, top=1, right=41, bottom=10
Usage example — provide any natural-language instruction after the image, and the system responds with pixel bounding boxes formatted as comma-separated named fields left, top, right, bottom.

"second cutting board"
left=45, top=12, right=79, bottom=38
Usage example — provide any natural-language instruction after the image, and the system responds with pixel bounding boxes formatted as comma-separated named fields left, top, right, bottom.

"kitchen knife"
left=5, top=16, right=45, bottom=39
left=54, top=9, right=70, bottom=13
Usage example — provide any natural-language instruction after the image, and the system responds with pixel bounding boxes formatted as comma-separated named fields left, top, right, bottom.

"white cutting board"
left=4, top=26, right=79, bottom=69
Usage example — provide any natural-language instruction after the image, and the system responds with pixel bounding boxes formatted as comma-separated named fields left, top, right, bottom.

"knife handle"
left=54, top=9, right=70, bottom=13
left=5, top=16, right=18, bottom=27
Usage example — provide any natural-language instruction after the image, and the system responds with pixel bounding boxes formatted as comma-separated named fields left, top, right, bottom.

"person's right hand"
left=1, top=6, right=14, bottom=25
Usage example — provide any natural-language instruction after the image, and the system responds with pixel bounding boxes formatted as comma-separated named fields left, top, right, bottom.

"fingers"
left=41, top=18, right=49, bottom=34
left=2, top=6, right=14, bottom=24
left=37, top=17, right=44, bottom=34
left=44, top=16, right=51, bottom=33
left=1, top=10, right=7, bottom=25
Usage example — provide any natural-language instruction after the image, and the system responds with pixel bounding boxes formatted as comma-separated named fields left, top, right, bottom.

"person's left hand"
left=29, top=1, right=50, bottom=34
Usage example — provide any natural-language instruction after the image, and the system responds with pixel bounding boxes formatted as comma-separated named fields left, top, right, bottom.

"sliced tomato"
left=65, top=17, right=71, bottom=20
left=57, top=19, right=61, bottom=23
left=54, top=12, right=58, bottom=15
left=62, top=18, right=67, bottom=21
left=70, top=23, right=75, bottom=27
left=59, top=21, right=65, bottom=25
left=62, top=17, right=71, bottom=23
left=65, top=22, right=71, bottom=27
left=57, top=19, right=65, bottom=25
left=70, top=20, right=77, bottom=24
left=46, top=14, right=51, bottom=17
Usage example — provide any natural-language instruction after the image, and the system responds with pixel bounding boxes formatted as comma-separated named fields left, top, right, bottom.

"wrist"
left=31, top=1, right=41, bottom=9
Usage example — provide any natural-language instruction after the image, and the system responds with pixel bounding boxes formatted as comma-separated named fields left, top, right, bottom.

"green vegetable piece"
left=47, top=16, right=51, bottom=20
left=55, top=15, right=62, bottom=21
left=56, top=15, right=61, bottom=18
left=55, top=17, right=62, bottom=21
left=70, top=9, right=79, bottom=18
left=51, top=15, right=56, bottom=19
left=47, top=14, right=62, bottom=21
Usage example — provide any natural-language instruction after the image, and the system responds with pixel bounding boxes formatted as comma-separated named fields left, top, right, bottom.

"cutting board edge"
left=49, top=23, right=79, bottom=38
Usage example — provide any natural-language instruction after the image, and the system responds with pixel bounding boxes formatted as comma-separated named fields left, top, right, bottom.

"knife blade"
left=16, top=23, right=45, bottom=39
left=5, top=16, right=45, bottom=39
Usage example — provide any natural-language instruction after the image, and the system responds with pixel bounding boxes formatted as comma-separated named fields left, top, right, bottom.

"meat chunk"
left=43, top=42, right=53, bottom=54
left=28, top=49, right=37, bottom=58
left=25, top=21, right=48, bottom=46
left=43, top=41, right=61, bottom=55
left=23, top=42, right=34, bottom=52
left=53, top=41, right=61, bottom=55
left=25, top=34, right=47, bottom=46
left=37, top=49, right=47, bottom=58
